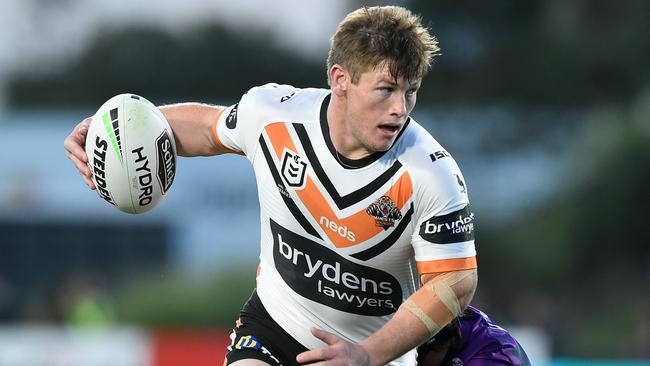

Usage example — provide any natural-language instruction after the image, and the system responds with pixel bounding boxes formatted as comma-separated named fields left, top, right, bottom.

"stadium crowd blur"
left=0, top=0, right=648, bottom=361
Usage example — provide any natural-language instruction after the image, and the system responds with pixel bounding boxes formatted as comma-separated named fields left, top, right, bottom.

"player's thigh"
left=230, top=359, right=273, bottom=366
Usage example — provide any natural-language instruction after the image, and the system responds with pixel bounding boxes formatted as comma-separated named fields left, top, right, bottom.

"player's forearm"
left=359, top=305, right=431, bottom=366
left=361, top=269, right=477, bottom=366
left=158, top=102, right=226, bottom=157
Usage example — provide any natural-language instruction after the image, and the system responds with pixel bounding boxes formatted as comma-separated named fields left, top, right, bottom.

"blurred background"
left=0, top=0, right=648, bottom=365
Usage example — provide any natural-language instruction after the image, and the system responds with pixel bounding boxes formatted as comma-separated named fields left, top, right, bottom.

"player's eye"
left=378, top=87, right=394, bottom=96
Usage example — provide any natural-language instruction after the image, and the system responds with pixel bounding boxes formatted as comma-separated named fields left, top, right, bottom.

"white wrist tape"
left=402, top=298, right=442, bottom=335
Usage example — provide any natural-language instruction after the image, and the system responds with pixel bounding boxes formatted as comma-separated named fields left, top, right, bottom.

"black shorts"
left=225, top=290, right=309, bottom=366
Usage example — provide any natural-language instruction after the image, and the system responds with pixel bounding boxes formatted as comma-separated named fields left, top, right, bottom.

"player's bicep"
left=412, top=204, right=477, bottom=275
left=211, top=103, right=246, bottom=156
left=213, top=84, right=289, bottom=158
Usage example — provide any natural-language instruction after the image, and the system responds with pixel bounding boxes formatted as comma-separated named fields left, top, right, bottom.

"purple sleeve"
left=417, top=307, right=531, bottom=366
left=461, top=345, right=531, bottom=365
left=454, top=307, right=531, bottom=366
left=464, top=359, right=514, bottom=366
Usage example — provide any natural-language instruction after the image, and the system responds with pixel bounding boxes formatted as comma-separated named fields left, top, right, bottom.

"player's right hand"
left=64, top=117, right=96, bottom=190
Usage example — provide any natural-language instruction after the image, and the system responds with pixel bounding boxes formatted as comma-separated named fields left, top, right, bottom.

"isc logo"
left=429, top=150, right=450, bottom=162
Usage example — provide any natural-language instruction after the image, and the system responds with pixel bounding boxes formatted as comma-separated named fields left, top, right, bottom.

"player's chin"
left=379, top=134, right=401, bottom=149
left=369, top=139, right=395, bottom=153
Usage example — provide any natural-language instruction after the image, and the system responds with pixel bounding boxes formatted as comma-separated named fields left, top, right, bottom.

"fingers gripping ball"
left=85, top=94, right=177, bottom=214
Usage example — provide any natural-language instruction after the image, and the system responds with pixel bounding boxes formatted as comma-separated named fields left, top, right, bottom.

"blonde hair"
left=327, top=6, right=440, bottom=85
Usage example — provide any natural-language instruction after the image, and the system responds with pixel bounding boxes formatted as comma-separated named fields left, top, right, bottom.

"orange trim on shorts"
left=417, top=256, right=477, bottom=274
left=211, top=107, right=245, bottom=155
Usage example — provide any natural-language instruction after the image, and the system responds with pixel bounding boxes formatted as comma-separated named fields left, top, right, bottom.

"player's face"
left=344, top=66, right=419, bottom=156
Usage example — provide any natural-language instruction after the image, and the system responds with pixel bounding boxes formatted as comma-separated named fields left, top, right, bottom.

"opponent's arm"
left=63, top=102, right=226, bottom=190
left=296, top=268, right=477, bottom=366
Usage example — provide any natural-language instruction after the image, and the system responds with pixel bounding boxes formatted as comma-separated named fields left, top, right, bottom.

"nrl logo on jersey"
left=366, top=196, right=402, bottom=230
left=281, top=149, right=307, bottom=189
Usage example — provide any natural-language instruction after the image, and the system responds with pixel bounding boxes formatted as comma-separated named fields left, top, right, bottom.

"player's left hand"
left=296, top=327, right=372, bottom=366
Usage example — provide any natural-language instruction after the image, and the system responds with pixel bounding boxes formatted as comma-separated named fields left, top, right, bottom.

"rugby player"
left=65, top=6, right=479, bottom=366
left=417, top=306, right=531, bottom=366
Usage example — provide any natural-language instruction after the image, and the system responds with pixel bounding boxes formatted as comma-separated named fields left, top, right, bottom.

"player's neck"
left=326, top=96, right=373, bottom=160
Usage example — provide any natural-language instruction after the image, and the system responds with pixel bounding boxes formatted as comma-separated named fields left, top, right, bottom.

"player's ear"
left=330, top=64, right=349, bottom=97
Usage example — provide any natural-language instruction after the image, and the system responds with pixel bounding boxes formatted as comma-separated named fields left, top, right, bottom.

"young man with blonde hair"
left=65, top=6, right=478, bottom=366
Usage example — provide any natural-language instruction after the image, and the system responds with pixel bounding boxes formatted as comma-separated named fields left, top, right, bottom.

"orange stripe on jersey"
left=417, top=256, right=477, bottom=274
left=264, top=122, right=413, bottom=248
left=265, top=122, right=298, bottom=158
left=296, top=174, right=412, bottom=248
left=211, top=107, right=245, bottom=155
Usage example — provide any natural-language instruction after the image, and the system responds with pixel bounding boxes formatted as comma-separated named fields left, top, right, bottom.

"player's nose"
left=389, top=93, right=407, bottom=117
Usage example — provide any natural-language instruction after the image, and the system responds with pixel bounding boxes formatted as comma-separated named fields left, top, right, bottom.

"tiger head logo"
left=366, top=195, right=402, bottom=230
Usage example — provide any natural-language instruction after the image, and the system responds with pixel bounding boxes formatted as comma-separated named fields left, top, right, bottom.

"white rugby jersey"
left=213, top=84, right=477, bottom=366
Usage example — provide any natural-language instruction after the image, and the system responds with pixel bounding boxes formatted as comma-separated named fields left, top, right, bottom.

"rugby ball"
left=85, top=93, right=177, bottom=214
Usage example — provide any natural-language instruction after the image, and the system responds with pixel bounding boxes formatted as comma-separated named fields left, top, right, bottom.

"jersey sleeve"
left=213, top=83, right=299, bottom=160
left=410, top=150, right=477, bottom=274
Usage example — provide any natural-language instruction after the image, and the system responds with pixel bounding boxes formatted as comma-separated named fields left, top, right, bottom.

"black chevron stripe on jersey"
left=292, top=123, right=403, bottom=210
left=350, top=203, right=414, bottom=261
left=259, top=136, right=322, bottom=239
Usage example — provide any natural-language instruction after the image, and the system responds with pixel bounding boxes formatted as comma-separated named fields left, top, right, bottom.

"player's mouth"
left=377, top=123, right=401, bottom=136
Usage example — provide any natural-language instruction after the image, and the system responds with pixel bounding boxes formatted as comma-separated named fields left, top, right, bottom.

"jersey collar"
left=319, top=93, right=410, bottom=170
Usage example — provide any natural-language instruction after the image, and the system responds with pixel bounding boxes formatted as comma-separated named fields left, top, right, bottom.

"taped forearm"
left=401, top=269, right=477, bottom=336
left=358, top=270, right=476, bottom=366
